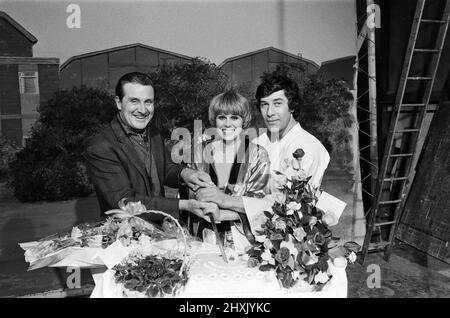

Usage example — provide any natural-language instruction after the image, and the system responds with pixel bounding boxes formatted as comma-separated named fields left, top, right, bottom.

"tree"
left=8, top=86, right=116, bottom=202
left=149, top=57, right=229, bottom=139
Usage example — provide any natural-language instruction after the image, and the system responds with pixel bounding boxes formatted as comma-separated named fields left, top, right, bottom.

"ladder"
left=359, top=0, right=450, bottom=263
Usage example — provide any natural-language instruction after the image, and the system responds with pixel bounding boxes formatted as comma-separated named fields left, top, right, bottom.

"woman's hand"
left=195, top=186, right=228, bottom=207
left=180, top=199, right=221, bottom=223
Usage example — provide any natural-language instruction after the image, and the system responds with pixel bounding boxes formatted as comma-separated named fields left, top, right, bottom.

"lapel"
left=226, top=136, right=250, bottom=193
left=110, top=116, right=151, bottom=191
left=149, top=132, right=164, bottom=185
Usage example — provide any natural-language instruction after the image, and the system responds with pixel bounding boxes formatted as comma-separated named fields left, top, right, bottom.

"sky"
left=1, top=0, right=357, bottom=66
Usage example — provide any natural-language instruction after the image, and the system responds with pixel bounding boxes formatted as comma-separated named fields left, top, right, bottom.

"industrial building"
left=219, top=46, right=319, bottom=92
left=59, top=43, right=193, bottom=93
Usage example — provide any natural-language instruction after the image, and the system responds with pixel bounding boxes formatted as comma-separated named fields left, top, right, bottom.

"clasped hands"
left=180, top=168, right=240, bottom=223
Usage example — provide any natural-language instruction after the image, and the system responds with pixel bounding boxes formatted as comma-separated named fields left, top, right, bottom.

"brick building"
left=0, top=11, right=59, bottom=145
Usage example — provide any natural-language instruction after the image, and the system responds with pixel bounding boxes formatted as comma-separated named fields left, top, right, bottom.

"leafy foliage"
left=113, top=255, right=188, bottom=297
left=8, top=86, right=116, bottom=201
left=0, top=137, right=22, bottom=181
left=149, top=57, right=229, bottom=139
left=299, top=75, right=355, bottom=168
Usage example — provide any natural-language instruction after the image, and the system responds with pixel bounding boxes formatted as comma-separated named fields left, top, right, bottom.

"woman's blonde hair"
left=208, top=89, right=252, bottom=128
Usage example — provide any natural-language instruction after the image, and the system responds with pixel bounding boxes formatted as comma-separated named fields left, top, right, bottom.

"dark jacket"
left=83, top=115, right=184, bottom=220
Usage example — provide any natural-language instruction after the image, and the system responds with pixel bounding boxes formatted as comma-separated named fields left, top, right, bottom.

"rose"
left=314, top=271, right=330, bottom=284
left=274, top=219, right=287, bottom=231
left=247, top=257, right=260, bottom=268
left=293, top=227, right=307, bottom=242
left=292, top=148, right=305, bottom=159
left=287, top=201, right=302, bottom=211
left=292, top=270, right=301, bottom=280
left=263, top=239, right=274, bottom=250
left=261, top=250, right=275, bottom=265
left=348, top=251, right=357, bottom=263
left=280, top=240, right=298, bottom=258
left=309, top=216, right=317, bottom=227
left=302, top=251, right=319, bottom=266
left=275, top=247, right=291, bottom=266
left=286, top=201, right=301, bottom=215
left=313, top=232, right=325, bottom=245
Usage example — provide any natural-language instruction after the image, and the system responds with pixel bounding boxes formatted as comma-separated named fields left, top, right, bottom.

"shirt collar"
left=117, top=113, right=147, bottom=138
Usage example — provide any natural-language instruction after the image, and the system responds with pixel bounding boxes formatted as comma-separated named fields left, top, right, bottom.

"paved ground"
left=1, top=176, right=449, bottom=297
left=0, top=186, right=101, bottom=297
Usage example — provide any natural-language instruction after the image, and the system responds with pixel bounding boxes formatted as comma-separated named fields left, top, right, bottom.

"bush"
left=8, top=86, right=116, bottom=202
left=0, top=137, right=21, bottom=181
left=299, top=76, right=354, bottom=168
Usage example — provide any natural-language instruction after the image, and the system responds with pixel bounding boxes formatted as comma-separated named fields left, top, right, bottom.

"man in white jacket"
left=255, top=74, right=330, bottom=189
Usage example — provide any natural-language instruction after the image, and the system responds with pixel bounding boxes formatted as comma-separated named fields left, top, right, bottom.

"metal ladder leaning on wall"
left=359, top=0, right=450, bottom=264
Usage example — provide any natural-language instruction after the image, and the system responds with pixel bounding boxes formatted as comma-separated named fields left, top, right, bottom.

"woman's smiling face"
left=215, top=113, right=244, bottom=141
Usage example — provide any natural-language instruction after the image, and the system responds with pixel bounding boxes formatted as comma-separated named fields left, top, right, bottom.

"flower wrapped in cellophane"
left=19, top=200, right=195, bottom=270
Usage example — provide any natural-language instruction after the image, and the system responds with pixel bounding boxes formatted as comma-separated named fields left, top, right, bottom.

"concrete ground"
left=1, top=177, right=449, bottom=298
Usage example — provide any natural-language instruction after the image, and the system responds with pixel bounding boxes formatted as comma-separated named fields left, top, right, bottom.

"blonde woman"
left=190, top=89, right=270, bottom=251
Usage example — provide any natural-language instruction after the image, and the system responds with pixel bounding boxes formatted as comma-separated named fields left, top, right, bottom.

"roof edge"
left=60, top=43, right=194, bottom=71
left=218, top=46, right=320, bottom=69
left=0, top=57, right=59, bottom=65
left=0, top=11, right=38, bottom=44
left=321, top=55, right=356, bottom=66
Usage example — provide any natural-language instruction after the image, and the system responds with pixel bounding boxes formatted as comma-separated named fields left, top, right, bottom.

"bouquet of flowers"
left=113, top=253, right=189, bottom=297
left=246, top=148, right=360, bottom=289
left=91, top=206, right=192, bottom=298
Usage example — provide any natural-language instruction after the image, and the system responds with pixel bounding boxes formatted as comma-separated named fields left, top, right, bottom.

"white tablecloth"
left=89, top=253, right=348, bottom=298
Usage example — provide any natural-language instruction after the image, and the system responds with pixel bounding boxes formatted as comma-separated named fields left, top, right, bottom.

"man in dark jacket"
left=83, top=72, right=219, bottom=223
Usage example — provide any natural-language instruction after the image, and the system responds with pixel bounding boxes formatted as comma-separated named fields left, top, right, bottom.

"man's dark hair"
left=255, top=74, right=300, bottom=114
left=115, top=72, right=154, bottom=101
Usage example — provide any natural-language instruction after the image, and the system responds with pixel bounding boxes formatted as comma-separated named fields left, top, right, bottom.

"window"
left=22, top=135, right=31, bottom=147
left=18, top=71, right=39, bottom=94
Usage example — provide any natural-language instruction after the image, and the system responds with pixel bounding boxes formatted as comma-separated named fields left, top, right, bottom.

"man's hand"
left=218, top=209, right=241, bottom=222
left=180, top=168, right=214, bottom=191
left=179, top=199, right=220, bottom=223
left=195, top=186, right=228, bottom=207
